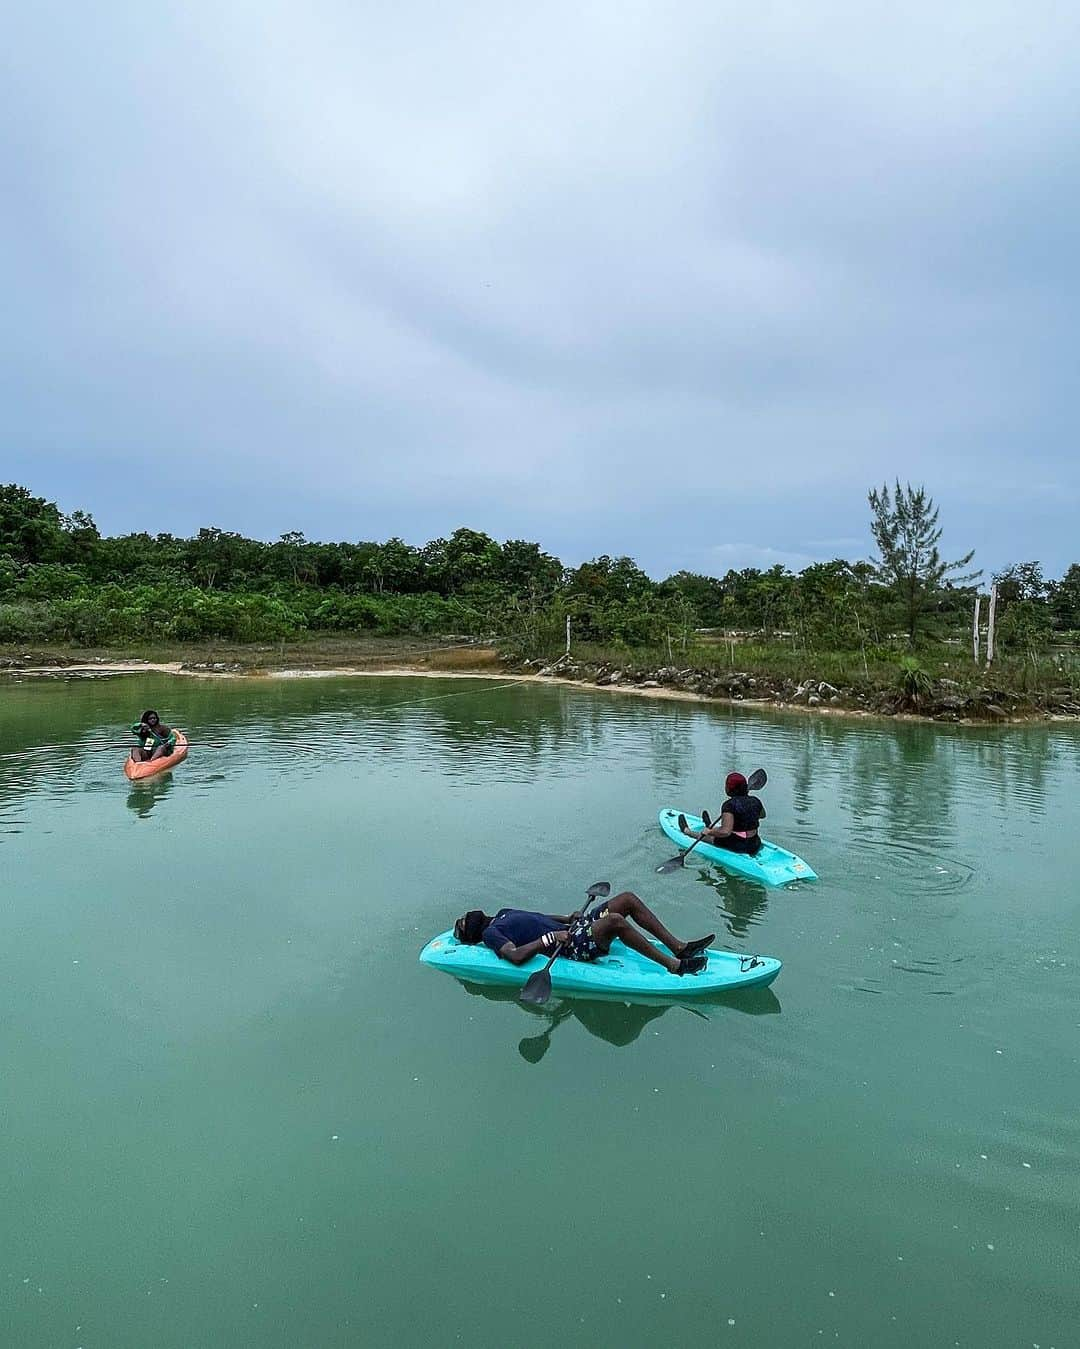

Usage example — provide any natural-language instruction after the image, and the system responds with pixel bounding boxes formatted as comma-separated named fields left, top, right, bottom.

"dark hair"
left=455, top=910, right=488, bottom=945
left=140, top=709, right=160, bottom=724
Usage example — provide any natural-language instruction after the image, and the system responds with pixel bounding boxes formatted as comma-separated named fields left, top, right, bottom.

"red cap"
left=725, top=772, right=748, bottom=795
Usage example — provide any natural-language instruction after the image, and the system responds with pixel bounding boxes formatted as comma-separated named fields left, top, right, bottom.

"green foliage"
left=868, top=480, right=980, bottom=646
left=894, top=655, right=933, bottom=707
left=992, top=561, right=1046, bottom=605
left=998, top=599, right=1052, bottom=662
left=0, top=485, right=82, bottom=564
left=0, top=481, right=1076, bottom=672
left=1049, top=565, right=1080, bottom=632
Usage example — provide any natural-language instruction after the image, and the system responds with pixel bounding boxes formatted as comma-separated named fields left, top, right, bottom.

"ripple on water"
left=840, top=832, right=977, bottom=896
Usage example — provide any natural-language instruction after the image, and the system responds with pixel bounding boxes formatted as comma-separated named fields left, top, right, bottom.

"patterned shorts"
left=564, top=902, right=610, bottom=962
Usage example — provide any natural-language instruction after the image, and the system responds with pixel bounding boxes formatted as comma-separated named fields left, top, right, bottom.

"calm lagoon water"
left=1, top=674, right=1078, bottom=1348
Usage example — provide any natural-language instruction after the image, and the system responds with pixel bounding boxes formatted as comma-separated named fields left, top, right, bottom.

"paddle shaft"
left=682, top=802, right=761, bottom=863
left=519, top=882, right=610, bottom=1005
left=659, top=768, right=768, bottom=873
left=533, top=899, right=591, bottom=979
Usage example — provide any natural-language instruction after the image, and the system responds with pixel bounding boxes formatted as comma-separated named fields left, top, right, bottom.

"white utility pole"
left=986, top=585, right=997, bottom=666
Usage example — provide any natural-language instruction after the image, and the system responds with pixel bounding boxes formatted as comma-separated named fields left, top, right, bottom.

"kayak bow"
left=124, top=731, right=188, bottom=781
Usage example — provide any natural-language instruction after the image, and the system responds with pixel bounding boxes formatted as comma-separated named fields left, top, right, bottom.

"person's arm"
left=496, top=930, right=569, bottom=964
left=713, top=810, right=736, bottom=839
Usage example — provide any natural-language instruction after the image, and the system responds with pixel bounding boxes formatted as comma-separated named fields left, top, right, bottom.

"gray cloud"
left=2, top=0, right=1077, bottom=574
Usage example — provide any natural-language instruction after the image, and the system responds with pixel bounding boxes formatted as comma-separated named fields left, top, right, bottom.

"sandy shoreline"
left=4, top=657, right=1068, bottom=726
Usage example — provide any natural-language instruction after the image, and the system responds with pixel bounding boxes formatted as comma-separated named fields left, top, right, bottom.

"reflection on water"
left=694, top=865, right=773, bottom=937
left=459, top=978, right=782, bottom=1061
left=3, top=674, right=1080, bottom=1348
left=125, top=776, right=174, bottom=818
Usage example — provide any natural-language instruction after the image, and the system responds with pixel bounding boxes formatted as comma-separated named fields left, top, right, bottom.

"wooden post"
left=972, top=593, right=981, bottom=664
left=986, top=585, right=997, bottom=666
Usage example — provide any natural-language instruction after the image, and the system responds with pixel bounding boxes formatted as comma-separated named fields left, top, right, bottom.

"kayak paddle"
left=655, top=768, right=768, bottom=874
left=519, top=880, right=610, bottom=1007
left=518, top=1005, right=575, bottom=1063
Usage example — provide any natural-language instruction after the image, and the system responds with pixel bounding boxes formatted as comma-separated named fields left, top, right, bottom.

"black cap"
left=455, top=910, right=487, bottom=944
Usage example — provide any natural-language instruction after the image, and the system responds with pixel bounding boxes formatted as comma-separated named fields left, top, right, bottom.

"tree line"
left=1, top=481, right=1077, bottom=655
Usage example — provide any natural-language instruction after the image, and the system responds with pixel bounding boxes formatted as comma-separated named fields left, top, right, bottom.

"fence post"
left=986, top=585, right=997, bottom=666
left=972, top=593, right=981, bottom=664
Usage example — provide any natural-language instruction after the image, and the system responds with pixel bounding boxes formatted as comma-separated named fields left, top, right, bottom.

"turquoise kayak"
left=658, top=808, right=817, bottom=886
left=419, top=930, right=781, bottom=997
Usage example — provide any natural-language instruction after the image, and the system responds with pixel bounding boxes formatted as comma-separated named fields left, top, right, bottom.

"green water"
left=1, top=675, right=1078, bottom=1349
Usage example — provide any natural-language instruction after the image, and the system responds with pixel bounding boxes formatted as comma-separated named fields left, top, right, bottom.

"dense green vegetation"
left=1, top=482, right=1078, bottom=688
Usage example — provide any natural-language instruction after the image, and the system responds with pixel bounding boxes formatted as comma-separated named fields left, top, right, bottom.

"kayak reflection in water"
left=690, top=771, right=766, bottom=856
left=125, top=776, right=174, bottom=818
left=454, top=891, right=714, bottom=976
left=129, top=710, right=177, bottom=764
left=461, top=986, right=671, bottom=1058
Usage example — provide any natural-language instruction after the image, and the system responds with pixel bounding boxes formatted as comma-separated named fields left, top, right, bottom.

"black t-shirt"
left=482, top=909, right=565, bottom=955
left=724, top=795, right=765, bottom=833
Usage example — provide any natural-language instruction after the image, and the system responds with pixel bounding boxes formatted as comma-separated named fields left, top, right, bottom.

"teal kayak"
left=419, top=930, right=781, bottom=997
left=658, top=808, right=817, bottom=886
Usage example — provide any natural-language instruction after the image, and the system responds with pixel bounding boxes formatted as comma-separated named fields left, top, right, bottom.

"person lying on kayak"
left=453, top=891, right=714, bottom=976
left=690, top=771, right=766, bottom=856
left=129, top=710, right=177, bottom=763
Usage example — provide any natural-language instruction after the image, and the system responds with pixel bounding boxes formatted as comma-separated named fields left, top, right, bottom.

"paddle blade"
left=518, top=1032, right=551, bottom=1063
left=587, top=881, right=611, bottom=899
left=519, top=969, right=553, bottom=1005
left=747, top=768, right=767, bottom=790
left=655, top=854, right=685, bottom=875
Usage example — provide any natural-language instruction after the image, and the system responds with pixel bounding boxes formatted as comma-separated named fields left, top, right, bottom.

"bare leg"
left=590, top=913, right=680, bottom=973
left=606, top=891, right=685, bottom=955
left=149, top=743, right=167, bottom=760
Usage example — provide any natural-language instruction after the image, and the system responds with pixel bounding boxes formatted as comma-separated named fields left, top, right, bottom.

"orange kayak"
left=124, top=730, right=188, bottom=781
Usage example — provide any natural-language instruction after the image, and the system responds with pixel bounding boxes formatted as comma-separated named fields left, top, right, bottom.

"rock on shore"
left=513, top=657, right=1077, bottom=723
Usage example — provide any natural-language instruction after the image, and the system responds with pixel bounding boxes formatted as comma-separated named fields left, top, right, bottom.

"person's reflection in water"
left=694, top=867, right=770, bottom=938
left=125, top=776, right=173, bottom=819
left=460, top=982, right=669, bottom=1060
left=459, top=980, right=780, bottom=1063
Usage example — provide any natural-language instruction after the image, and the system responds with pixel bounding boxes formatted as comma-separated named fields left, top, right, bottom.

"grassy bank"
left=514, top=634, right=1080, bottom=694
left=503, top=635, right=1080, bottom=721
left=0, top=635, right=502, bottom=674
left=5, top=634, right=1080, bottom=721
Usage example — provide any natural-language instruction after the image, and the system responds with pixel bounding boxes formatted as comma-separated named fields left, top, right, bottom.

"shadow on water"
left=125, top=776, right=174, bottom=818
left=458, top=979, right=781, bottom=1063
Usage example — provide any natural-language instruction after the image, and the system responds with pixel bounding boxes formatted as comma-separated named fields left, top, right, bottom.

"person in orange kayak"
left=129, top=710, right=177, bottom=763
left=690, top=771, right=766, bottom=856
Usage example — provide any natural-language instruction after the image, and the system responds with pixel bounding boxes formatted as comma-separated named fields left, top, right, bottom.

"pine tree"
left=867, top=481, right=979, bottom=646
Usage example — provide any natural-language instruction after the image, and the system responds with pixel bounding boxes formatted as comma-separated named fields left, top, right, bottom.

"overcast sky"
left=2, top=1, right=1077, bottom=578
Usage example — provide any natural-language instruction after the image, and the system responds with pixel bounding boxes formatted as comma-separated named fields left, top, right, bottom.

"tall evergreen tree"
left=868, top=481, right=979, bottom=646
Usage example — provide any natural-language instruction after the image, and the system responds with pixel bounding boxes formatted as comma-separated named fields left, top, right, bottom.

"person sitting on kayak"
left=692, top=771, right=765, bottom=855
left=129, top=710, right=177, bottom=763
left=454, top=891, right=714, bottom=976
